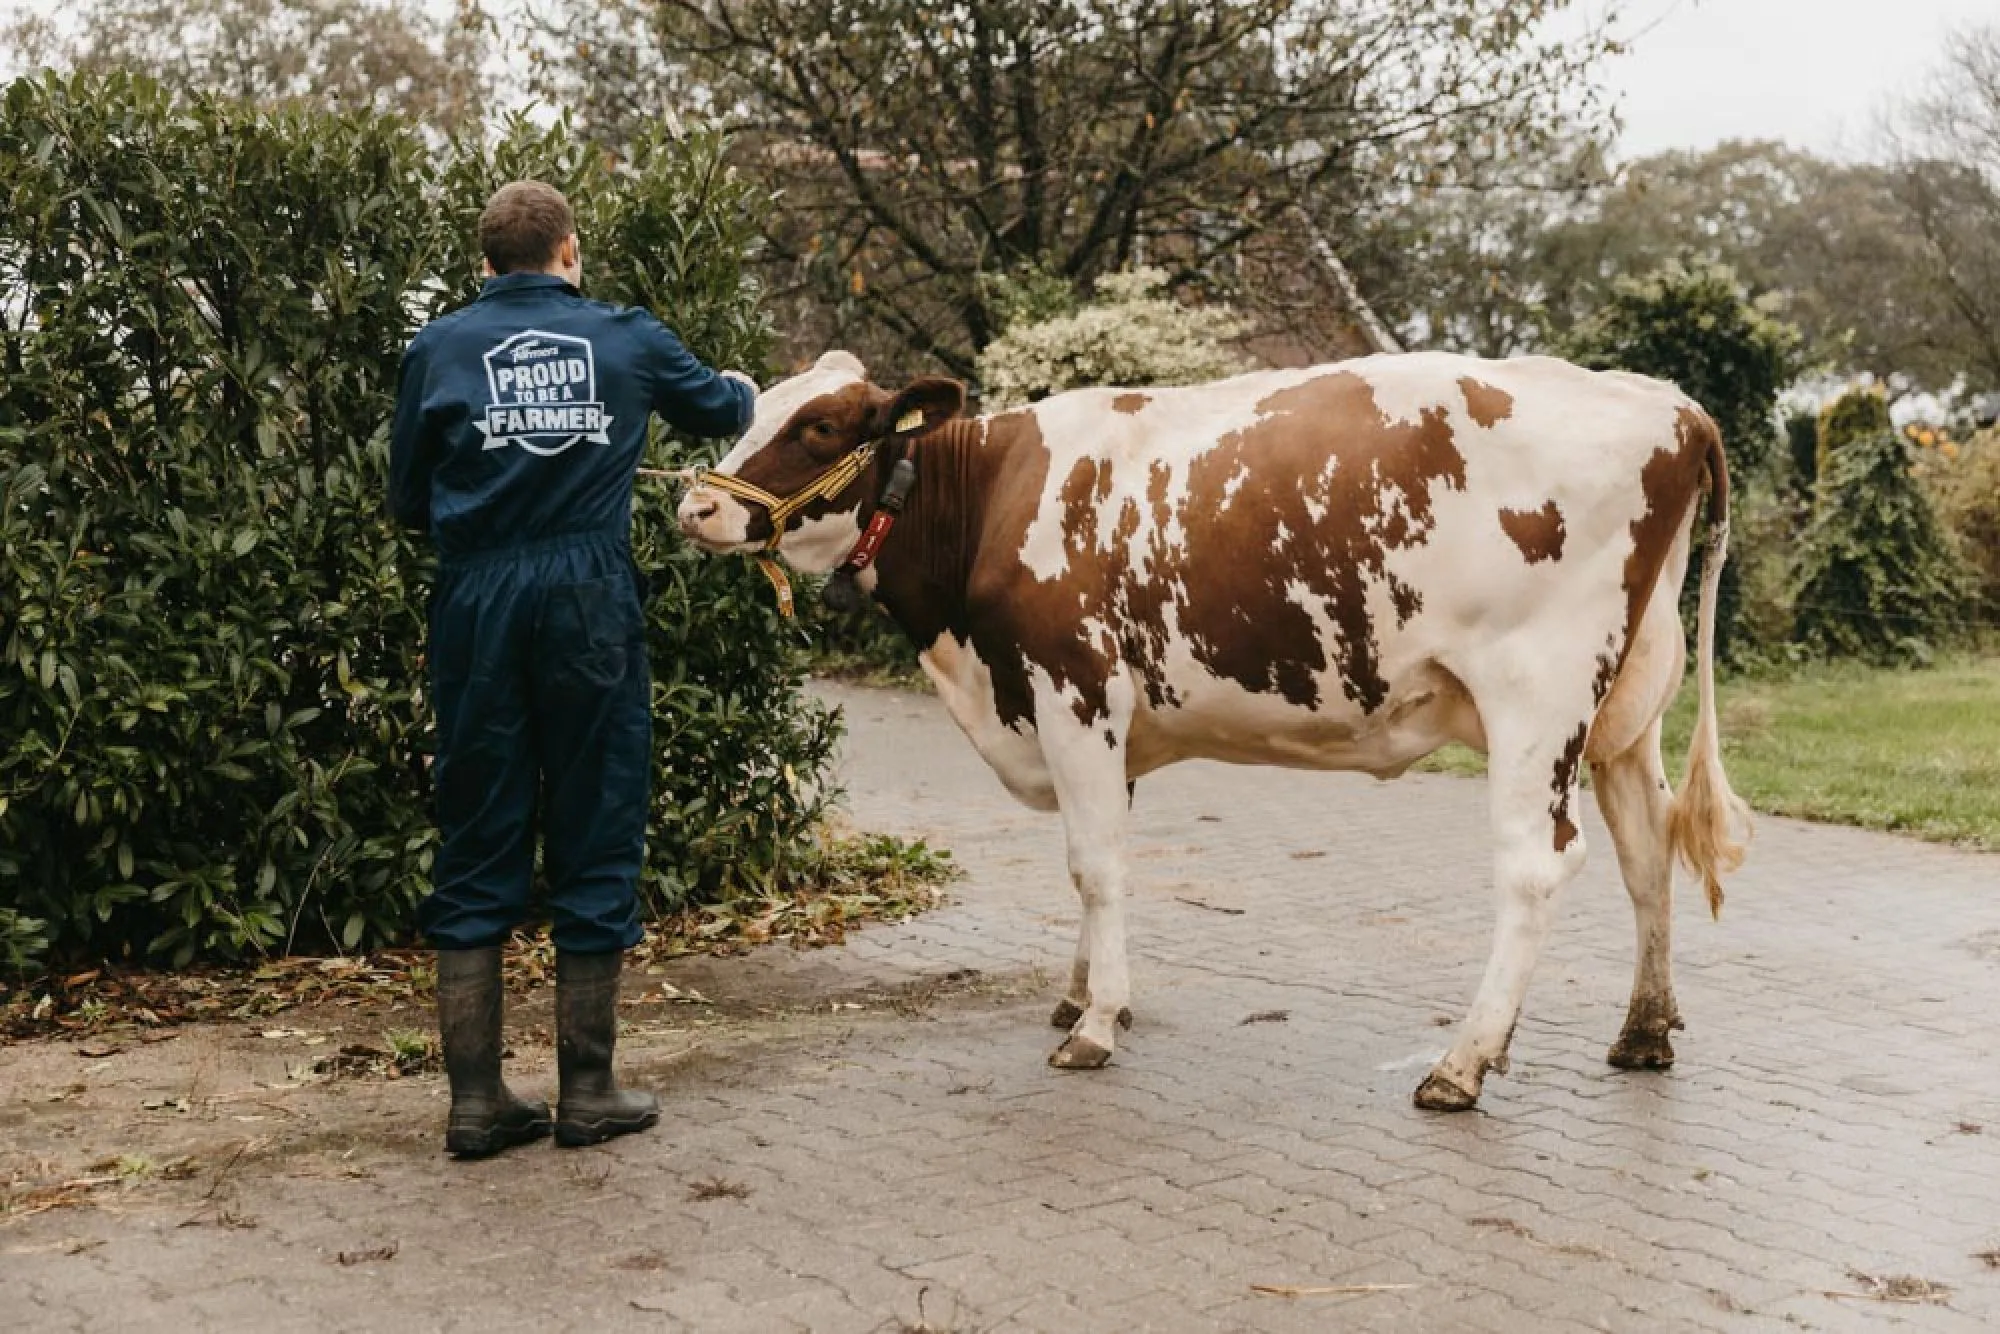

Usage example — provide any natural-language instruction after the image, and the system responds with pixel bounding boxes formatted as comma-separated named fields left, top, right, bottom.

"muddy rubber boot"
left=436, top=947, right=552, bottom=1159
left=554, top=950, right=660, bottom=1147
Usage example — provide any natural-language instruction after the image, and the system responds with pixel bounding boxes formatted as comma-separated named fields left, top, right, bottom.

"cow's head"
left=677, top=351, right=966, bottom=572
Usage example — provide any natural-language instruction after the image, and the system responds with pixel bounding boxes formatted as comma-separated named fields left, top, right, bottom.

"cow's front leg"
left=1038, top=675, right=1135, bottom=1070
left=1417, top=708, right=1593, bottom=1111
left=1050, top=780, right=1139, bottom=1033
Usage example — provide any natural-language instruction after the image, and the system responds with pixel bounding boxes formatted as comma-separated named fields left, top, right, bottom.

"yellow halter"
left=691, top=442, right=880, bottom=617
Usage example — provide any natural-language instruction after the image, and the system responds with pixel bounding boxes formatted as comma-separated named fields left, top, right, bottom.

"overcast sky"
left=0, top=0, right=1990, bottom=161
left=1591, top=0, right=1993, bottom=158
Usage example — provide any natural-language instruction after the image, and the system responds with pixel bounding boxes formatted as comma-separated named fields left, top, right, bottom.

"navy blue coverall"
left=390, top=272, right=754, bottom=954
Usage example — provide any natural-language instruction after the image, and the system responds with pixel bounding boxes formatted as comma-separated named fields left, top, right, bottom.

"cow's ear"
left=876, top=377, right=966, bottom=439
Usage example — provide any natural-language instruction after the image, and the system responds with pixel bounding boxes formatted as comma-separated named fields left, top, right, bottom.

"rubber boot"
left=435, top=947, right=552, bottom=1159
left=554, top=950, right=660, bottom=1147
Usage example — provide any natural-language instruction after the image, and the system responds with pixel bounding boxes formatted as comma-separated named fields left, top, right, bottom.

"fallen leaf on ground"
left=686, top=1175, right=752, bottom=1202
left=335, top=1242, right=398, bottom=1266
left=1825, top=1270, right=1951, bottom=1305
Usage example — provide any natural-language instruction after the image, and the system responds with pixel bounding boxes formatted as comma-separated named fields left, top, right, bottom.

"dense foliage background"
left=0, top=74, right=836, bottom=971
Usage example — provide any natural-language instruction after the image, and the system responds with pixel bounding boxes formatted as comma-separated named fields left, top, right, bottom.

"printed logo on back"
left=477, top=330, right=614, bottom=456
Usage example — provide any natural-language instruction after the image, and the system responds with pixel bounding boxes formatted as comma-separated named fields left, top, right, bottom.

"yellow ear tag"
left=755, top=556, right=795, bottom=618
left=895, top=408, right=925, bottom=433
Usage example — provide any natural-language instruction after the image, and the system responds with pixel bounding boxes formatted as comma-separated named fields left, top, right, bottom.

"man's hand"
left=721, top=369, right=759, bottom=396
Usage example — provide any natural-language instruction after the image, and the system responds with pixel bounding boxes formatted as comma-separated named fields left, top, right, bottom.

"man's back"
left=391, top=272, right=751, bottom=559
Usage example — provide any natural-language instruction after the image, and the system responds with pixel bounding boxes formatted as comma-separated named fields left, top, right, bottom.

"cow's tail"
left=1670, top=416, right=1752, bottom=919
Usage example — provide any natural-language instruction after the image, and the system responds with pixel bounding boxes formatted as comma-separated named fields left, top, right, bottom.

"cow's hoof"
left=1607, top=1028, right=1678, bottom=1070
left=1049, top=1001, right=1132, bottom=1031
left=1049, top=1035, right=1113, bottom=1070
left=1413, top=1070, right=1480, bottom=1112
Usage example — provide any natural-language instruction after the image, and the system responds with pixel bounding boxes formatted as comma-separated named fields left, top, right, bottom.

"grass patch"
left=1420, top=655, right=2000, bottom=850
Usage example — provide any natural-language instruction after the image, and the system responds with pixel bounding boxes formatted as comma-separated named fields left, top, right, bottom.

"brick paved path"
left=8, top=682, right=2000, bottom=1332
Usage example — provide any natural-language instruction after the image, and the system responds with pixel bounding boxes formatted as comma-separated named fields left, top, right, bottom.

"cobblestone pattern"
left=9, top=682, right=2000, bottom=1332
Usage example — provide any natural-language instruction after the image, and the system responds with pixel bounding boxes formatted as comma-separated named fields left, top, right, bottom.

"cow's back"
left=973, top=353, right=1710, bottom=773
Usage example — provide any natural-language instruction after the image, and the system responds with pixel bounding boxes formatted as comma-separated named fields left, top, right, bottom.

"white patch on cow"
left=1220, top=465, right=1249, bottom=508
left=690, top=496, right=755, bottom=550
left=714, top=350, right=865, bottom=472
left=920, top=632, right=1055, bottom=809
left=778, top=510, right=865, bottom=573
left=1345, top=352, right=1463, bottom=427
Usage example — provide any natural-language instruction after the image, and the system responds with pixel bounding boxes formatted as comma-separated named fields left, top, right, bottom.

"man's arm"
left=639, top=317, right=756, bottom=439
left=388, top=335, right=436, bottom=532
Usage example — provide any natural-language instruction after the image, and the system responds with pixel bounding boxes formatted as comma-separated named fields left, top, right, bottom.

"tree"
left=1881, top=25, right=2000, bottom=390
left=543, top=0, right=1618, bottom=377
left=1564, top=260, right=1801, bottom=476
left=5, top=0, right=490, bottom=128
left=1792, top=389, right=1968, bottom=664
left=1564, top=260, right=1803, bottom=661
left=1359, top=134, right=1613, bottom=357
left=1415, top=140, right=1944, bottom=378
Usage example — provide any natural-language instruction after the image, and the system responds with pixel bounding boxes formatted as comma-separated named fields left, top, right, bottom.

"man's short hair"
left=479, top=181, right=575, bottom=275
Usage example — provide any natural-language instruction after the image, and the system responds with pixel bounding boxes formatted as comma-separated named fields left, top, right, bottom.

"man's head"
left=479, top=181, right=581, bottom=285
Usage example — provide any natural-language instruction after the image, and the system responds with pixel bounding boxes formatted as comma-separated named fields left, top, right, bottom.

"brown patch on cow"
left=1459, top=377, right=1515, bottom=428
left=1498, top=501, right=1566, bottom=564
left=1592, top=637, right=1621, bottom=703
left=1121, top=461, right=1183, bottom=709
left=1550, top=722, right=1588, bottom=852
left=1136, top=373, right=1468, bottom=713
left=1111, top=392, right=1150, bottom=415
left=1621, top=407, right=1720, bottom=656
left=1391, top=582, right=1423, bottom=626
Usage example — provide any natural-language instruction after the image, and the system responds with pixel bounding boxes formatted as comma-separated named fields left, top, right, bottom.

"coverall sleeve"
left=388, top=334, right=438, bottom=533
left=639, top=316, right=756, bottom=439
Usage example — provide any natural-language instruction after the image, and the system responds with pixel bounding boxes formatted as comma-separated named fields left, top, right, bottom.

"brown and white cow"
left=677, top=349, right=1751, bottom=1110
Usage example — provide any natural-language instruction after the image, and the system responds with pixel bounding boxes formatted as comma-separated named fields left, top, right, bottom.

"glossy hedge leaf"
left=0, top=76, right=835, bottom=966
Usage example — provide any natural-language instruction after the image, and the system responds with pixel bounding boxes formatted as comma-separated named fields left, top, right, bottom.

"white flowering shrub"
left=975, top=268, right=1253, bottom=409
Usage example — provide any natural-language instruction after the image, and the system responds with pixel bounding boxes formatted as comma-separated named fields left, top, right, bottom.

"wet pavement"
left=6, top=681, right=2000, bottom=1332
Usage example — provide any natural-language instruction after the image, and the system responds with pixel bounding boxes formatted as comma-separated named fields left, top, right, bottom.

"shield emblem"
left=476, top=329, right=614, bottom=456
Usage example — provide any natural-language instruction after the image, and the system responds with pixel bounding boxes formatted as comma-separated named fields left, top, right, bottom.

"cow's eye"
left=807, top=421, right=836, bottom=439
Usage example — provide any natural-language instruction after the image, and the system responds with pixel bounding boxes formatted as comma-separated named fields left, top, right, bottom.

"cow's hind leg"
left=1586, top=538, right=1692, bottom=1070
left=1416, top=704, right=1594, bottom=1111
left=1039, top=678, right=1136, bottom=1070
left=1593, top=720, right=1681, bottom=1069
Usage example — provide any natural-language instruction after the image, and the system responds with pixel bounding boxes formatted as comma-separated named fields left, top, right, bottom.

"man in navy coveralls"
left=390, top=181, right=755, bottom=1156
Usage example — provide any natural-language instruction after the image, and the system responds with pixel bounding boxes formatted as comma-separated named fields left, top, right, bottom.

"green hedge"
left=0, top=74, right=838, bottom=970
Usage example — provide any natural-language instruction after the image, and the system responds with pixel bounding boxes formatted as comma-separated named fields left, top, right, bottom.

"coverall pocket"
left=539, top=573, right=642, bottom=691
